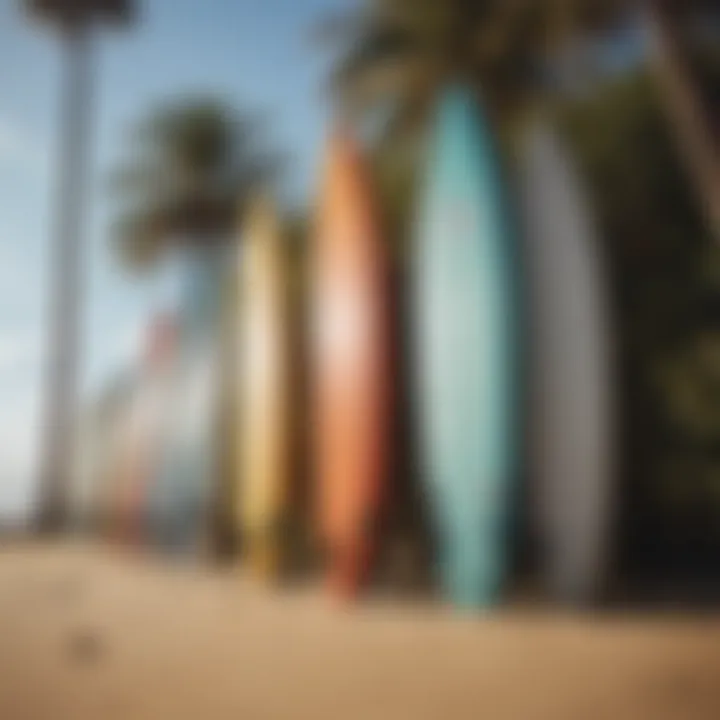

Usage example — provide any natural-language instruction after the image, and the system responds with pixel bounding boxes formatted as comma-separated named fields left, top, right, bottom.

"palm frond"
left=25, top=0, right=134, bottom=27
left=109, top=96, right=286, bottom=269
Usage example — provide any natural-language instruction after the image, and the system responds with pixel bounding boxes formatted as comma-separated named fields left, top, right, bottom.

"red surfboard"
left=310, top=127, right=393, bottom=598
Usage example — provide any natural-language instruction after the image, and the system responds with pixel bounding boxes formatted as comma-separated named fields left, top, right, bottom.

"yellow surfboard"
left=236, top=194, right=291, bottom=578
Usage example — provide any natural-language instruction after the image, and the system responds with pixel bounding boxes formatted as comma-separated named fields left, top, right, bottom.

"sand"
left=0, top=543, right=719, bottom=719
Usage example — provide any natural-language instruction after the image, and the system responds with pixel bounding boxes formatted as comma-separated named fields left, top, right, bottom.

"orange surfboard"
left=311, top=127, right=393, bottom=597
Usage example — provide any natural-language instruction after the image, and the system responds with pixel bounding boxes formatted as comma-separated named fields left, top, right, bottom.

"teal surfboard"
left=413, top=87, right=519, bottom=607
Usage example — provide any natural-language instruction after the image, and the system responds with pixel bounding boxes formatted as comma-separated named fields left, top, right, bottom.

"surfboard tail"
left=327, top=542, right=373, bottom=599
left=437, top=516, right=505, bottom=608
left=247, top=535, right=282, bottom=581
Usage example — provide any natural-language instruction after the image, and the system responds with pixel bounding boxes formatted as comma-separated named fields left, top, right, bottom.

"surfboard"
left=150, top=246, right=226, bottom=556
left=132, top=315, right=177, bottom=547
left=237, top=194, right=292, bottom=578
left=93, top=372, right=135, bottom=541
left=115, top=381, right=147, bottom=546
left=112, top=316, right=176, bottom=548
left=211, top=250, right=243, bottom=561
left=72, top=370, right=134, bottom=535
left=520, top=122, right=614, bottom=604
left=311, top=127, right=393, bottom=598
left=72, top=406, right=106, bottom=534
left=413, top=87, right=519, bottom=608
left=105, top=371, right=141, bottom=545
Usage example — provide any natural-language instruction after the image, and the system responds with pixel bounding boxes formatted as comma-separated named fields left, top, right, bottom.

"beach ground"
left=1, top=543, right=719, bottom=720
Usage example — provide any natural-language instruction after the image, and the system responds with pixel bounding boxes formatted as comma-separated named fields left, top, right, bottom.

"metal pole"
left=37, top=22, right=93, bottom=533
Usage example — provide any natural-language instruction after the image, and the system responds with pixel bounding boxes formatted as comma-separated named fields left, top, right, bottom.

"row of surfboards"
left=85, top=86, right=614, bottom=609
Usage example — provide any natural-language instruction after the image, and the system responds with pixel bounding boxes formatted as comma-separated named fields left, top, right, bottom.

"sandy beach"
left=1, top=544, right=719, bottom=719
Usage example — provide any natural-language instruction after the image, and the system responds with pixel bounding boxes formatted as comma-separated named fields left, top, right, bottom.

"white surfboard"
left=520, top=122, right=615, bottom=604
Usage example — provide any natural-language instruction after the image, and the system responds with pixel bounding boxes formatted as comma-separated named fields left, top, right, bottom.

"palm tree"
left=318, top=0, right=630, bottom=137
left=316, top=0, right=634, bottom=260
left=110, top=97, right=284, bottom=268
left=644, top=0, right=720, bottom=238
left=319, top=0, right=720, bottom=239
left=25, top=0, right=134, bottom=534
left=110, top=97, right=284, bottom=559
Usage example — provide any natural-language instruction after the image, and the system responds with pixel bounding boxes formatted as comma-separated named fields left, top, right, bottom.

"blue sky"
left=0, top=0, right=352, bottom=516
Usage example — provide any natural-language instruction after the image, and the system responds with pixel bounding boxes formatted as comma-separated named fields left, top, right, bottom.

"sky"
left=0, top=0, right=352, bottom=517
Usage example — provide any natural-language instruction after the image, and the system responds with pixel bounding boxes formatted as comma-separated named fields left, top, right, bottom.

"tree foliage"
left=110, top=97, right=284, bottom=268
left=319, top=0, right=632, bottom=137
left=561, top=71, right=720, bottom=574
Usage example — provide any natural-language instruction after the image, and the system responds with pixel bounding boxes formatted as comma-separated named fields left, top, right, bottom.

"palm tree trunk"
left=37, top=23, right=94, bottom=534
left=644, top=0, right=720, bottom=239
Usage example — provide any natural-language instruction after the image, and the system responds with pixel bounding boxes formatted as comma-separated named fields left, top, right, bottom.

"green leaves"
left=109, top=96, right=284, bottom=269
left=561, top=70, right=720, bottom=565
left=25, top=0, right=134, bottom=28
left=319, top=0, right=633, bottom=137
